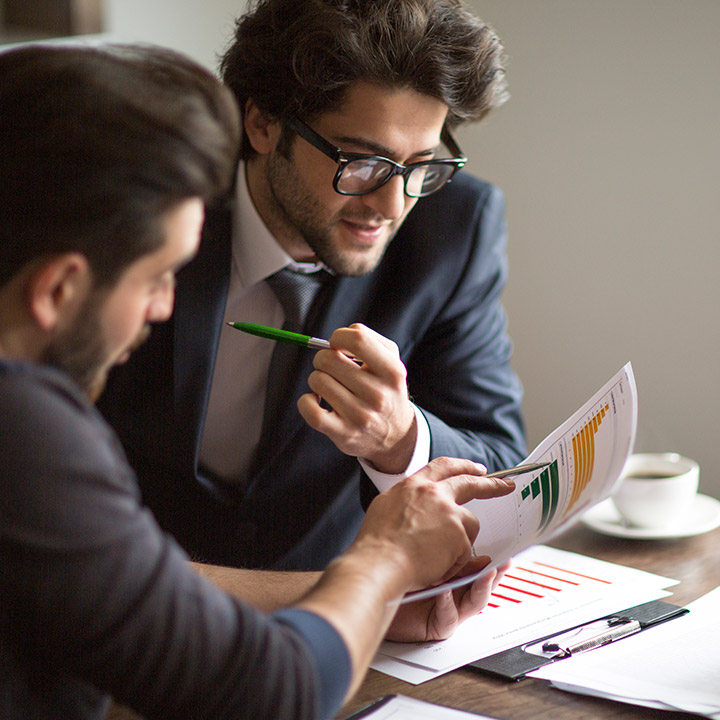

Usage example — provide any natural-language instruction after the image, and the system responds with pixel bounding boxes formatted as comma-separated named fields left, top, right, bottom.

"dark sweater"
left=0, top=360, right=350, bottom=720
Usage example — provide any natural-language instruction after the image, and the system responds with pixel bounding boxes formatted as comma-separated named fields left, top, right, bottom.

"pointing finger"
left=445, top=472, right=515, bottom=505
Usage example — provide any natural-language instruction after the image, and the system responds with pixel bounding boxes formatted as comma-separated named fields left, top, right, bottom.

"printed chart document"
left=373, top=545, right=676, bottom=683
left=529, top=586, right=720, bottom=719
left=384, top=362, right=638, bottom=604
left=371, top=364, right=660, bottom=684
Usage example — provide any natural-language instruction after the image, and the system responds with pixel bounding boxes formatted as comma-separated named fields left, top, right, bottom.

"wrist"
left=365, top=412, right=418, bottom=475
left=333, top=534, right=415, bottom=601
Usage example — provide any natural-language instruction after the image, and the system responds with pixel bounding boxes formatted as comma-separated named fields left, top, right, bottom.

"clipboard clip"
left=525, top=616, right=641, bottom=659
left=467, top=599, right=689, bottom=681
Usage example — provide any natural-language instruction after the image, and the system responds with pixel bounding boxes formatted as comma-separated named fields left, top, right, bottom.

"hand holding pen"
left=227, top=320, right=548, bottom=481
left=228, top=321, right=418, bottom=473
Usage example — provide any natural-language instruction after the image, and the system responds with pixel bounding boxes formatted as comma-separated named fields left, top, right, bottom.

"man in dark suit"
left=99, top=0, right=527, bottom=571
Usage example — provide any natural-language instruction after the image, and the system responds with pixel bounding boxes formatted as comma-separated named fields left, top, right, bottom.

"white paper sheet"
left=337, top=695, right=500, bottom=720
left=373, top=545, right=677, bottom=684
left=530, top=585, right=720, bottom=718
left=392, top=363, right=638, bottom=604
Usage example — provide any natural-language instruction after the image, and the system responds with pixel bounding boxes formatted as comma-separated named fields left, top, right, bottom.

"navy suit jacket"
left=99, top=172, right=526, bottom=570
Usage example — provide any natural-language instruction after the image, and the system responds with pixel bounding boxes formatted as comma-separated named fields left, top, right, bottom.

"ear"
left=244, top=98, right=283, bottom=155
left=27, top=253, right=92, bottom=331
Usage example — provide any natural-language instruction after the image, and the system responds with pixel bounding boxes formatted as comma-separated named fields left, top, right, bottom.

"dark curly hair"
left=219, top=0, right=509, bottom=159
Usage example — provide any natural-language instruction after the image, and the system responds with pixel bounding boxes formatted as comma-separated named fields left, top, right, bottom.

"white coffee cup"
left=611, top=453, right=699, bottom=529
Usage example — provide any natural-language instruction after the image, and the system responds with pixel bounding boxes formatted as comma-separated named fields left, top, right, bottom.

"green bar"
left=542, top=460, right=560, bottom=531
left=531, top=477, right=540, bottom=499
left=540, top=470, right=550, bottom=528
left=550, top=460, right=559, bottom=516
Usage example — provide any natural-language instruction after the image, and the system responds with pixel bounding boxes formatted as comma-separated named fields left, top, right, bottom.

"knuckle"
left=354, top=410, right=374, bottom=434
left=364, top=384, right=386, bottom=410
left=313, top=349, right=334, bottom=371
left=386, top=361, right=407, bottom=385
left=306, top=370, right=328, bottom=393
left=428, top=456, right=463, bottom=477
left=430, top=456, right=454, bottom=470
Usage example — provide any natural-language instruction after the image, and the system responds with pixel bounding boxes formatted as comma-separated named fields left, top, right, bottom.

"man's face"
left=42, top=198, right=204, bottom=401
left=250, top=82, right=449, bottom=276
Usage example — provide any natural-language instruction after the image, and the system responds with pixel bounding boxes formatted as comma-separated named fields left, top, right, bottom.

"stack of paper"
left=373, top=545, right=677, bottom=684
left=529, top=585, right=720, bottom=718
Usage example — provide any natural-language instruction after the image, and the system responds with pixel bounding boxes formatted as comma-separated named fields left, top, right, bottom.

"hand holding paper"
left=384, top=363, right=638, bottom=604
left=357, top=457, right=515, bottom=593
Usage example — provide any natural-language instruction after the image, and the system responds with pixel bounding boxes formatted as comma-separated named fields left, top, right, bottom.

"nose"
left=361, top=174, right=409, bottom=221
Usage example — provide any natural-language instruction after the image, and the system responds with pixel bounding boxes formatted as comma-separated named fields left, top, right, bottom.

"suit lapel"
left=315, top=273, right=376, bottom=340
left=174, top=203, right=233, bottom=473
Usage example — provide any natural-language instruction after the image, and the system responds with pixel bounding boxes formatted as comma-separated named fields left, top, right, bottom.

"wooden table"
left=108, top=523, right=719, bottom=720
left=338, top=524, right=720, bottom=720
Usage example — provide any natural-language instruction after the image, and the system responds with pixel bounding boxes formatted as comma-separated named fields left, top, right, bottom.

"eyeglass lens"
left=337, top=158, right=456, bottom=196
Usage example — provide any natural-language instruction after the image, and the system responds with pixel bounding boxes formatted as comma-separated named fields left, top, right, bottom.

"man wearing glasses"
left=100, top=0, right=527, bottom=572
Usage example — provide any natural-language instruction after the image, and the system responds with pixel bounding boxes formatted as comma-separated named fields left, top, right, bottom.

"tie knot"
left=266, top=267, right=329, bottom=332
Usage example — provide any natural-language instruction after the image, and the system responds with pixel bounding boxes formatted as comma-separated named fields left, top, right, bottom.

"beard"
left=264, top=150, right=404, bottom=277
left=41, top=298, right=151, bottom=403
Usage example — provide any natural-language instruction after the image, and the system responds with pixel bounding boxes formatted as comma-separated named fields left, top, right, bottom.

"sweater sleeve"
left=272, top=609, right=352, bottom=720
left=0, top=365, right=351, bottom=720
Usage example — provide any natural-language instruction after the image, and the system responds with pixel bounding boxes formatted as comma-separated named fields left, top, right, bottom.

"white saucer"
left=581, top=494, right=720, bottom=539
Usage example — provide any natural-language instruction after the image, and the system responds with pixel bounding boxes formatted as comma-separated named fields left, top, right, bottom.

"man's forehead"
left=317, top=81, right=449, bottom=149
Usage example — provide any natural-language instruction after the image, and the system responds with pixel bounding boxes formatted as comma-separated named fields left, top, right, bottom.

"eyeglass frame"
left=285, top=115, right=467, bottom=198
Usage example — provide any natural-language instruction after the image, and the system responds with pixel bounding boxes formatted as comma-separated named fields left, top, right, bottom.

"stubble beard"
left=41, top=298, right=107, bottom=402
left=264, top=151, right=402, bottom=277
left=41, top=297, right=151, bottom=404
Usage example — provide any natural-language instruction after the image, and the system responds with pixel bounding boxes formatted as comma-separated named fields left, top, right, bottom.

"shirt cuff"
left=272, top=608, right=351, bottom=720
left=359, top=403, right=431, bottom=493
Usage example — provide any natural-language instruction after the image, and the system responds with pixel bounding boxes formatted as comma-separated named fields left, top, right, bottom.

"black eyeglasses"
left=285, top=116, right=467, bottom=198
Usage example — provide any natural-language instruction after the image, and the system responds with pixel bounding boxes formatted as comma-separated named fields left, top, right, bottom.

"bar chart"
left=568, top=403, right=609, bottom=512
left=461, top=364, right=636, bottom=564
left=520, top=459, right=560, bottom=533
left=375, top=544, right=675, bottom=683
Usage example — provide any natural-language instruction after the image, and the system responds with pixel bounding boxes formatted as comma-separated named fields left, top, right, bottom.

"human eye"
left=338, top=157, right=393, bottom=193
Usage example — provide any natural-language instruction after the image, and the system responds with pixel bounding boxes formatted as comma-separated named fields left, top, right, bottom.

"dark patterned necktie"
left=255, top=267, right=331, bottom=464
left=265, top=267, right=329, bottom=333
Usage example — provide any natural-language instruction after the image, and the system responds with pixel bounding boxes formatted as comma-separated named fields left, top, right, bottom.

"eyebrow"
left=333, top=133, right=440, bottom=160
left=162, top=254, right=194, bottom=278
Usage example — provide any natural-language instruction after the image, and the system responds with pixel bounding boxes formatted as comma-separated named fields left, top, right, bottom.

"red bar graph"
left=484, top=557, right=614, bottom=611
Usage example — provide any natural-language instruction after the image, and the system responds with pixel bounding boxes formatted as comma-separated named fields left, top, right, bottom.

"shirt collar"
left=232, top=163, right=330, bottom=289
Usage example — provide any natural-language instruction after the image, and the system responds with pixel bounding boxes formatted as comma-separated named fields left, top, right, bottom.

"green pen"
left=226, top=321, right=332, bottom=350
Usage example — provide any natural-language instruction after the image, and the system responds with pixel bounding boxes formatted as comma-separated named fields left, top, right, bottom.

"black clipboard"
left=466, top=599, right=688, bottom=681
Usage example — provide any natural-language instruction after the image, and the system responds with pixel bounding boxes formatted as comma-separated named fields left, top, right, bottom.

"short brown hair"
left=0, top=44, right=240, bottom=288
left=219, top=0, right=509, bottom=159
